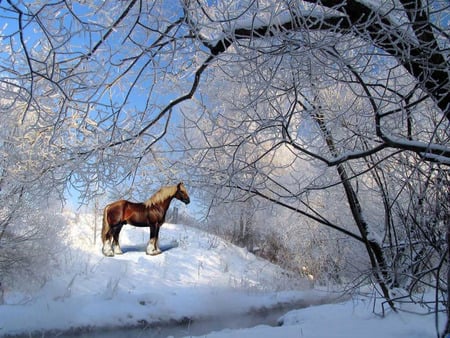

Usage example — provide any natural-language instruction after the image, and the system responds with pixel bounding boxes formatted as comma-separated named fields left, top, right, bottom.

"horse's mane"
left=144, top=185, right=177, bottom=207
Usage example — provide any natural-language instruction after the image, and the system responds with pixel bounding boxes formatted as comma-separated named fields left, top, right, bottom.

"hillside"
left=0, top=212, right=441, bottom=337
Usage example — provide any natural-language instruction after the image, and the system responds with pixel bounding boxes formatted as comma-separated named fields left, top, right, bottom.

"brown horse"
left=101, top=182, right=190, bottom=257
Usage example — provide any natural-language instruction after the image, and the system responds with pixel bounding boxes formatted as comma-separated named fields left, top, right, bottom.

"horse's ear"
left=177, top=182, right=183, bottom=189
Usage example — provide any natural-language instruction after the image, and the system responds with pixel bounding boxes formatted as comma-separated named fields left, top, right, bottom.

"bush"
left=0, top=196, right=67, bottom=292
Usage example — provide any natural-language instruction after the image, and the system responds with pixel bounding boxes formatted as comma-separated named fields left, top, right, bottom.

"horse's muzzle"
left=184, top=197, right=190, bottom=205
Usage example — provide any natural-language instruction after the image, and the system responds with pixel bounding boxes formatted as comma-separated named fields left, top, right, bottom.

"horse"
left=101, top=182, right=190, bottom=257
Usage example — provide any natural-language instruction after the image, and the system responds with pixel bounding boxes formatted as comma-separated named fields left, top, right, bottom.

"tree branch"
left=233, top=185, right=365, bottom=243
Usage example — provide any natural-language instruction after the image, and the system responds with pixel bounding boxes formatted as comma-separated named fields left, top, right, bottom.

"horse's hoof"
left=146, top=249, right=162, bottom=256
left=102, top=247, right=115, bottom=257
left=113, top=246, right=123, bottom=255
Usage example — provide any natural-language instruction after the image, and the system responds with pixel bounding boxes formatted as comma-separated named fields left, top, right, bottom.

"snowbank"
left=0, top=212, right=443, bottom=337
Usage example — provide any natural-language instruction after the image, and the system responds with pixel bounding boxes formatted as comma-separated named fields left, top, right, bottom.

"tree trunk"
left=314, top=111, right=396, bottom=311
left=444, top=223, right=450, bottom=337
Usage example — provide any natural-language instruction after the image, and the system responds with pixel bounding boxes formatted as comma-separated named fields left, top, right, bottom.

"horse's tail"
left=101, top=205, right=110, bottom=244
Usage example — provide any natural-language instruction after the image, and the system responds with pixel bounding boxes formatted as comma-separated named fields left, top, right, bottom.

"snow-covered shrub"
left=0, top=191, right=67, bottom=292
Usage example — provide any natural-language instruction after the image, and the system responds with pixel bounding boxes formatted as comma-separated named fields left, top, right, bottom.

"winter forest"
left=0, top=0, right=449, bottom=337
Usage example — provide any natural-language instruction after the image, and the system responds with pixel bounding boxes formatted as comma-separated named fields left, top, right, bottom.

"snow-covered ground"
left=0, top=212, right=443, bottom=337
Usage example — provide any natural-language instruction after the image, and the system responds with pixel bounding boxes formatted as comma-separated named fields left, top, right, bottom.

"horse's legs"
left=146, top=224, right=162, bottom=255
left=102, top=229, right=115, bottom=257
left=101, top=214, right=115, bottom=257
left=112, top=224, right=123, bottom=255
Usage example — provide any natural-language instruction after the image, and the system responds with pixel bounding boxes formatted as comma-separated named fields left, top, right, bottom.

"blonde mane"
left=144, top=185, right=177, bottom=207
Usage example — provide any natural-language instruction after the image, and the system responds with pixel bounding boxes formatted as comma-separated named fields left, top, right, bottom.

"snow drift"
left=0, top=212, right=442, bottom=337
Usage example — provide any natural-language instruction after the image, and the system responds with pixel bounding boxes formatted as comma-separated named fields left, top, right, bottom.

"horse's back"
left=107, top=199, right=145, bottom=209
left=106, top=199, right=127, bottom=212
left=106, top=200, right=149, bottom=226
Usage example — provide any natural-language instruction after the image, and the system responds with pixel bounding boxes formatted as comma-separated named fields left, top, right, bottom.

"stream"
left=8, top=297, right=339, bottom=338
left=72, top=305, right=289, bottom=338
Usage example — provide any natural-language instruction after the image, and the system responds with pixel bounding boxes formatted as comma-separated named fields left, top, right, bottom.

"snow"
left=0, top=212, right=442, bottom=337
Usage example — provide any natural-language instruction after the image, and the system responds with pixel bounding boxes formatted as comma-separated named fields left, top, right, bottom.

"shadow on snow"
left=120, top=241, right=179, bottom=254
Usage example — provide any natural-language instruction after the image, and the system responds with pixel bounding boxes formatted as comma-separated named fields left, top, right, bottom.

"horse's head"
left=175, top=182, right=190, bottom=205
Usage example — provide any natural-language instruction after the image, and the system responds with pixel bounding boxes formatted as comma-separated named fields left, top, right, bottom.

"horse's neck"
left=158, top=195, right=174, bottom=212
left=145, top=186, right=177, bottom=211
left=146, top=194, right=174, bottom=224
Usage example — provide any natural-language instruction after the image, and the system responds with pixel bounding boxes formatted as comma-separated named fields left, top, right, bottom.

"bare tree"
left=1, top=0, right=449, bottom=334
left=1, top=1, right=447, bottom=177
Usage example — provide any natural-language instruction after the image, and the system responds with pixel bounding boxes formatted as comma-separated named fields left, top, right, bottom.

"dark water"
left=71, top=307, right=285, bottom=338
left=6, top=299, right=325, bottom=338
